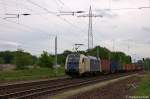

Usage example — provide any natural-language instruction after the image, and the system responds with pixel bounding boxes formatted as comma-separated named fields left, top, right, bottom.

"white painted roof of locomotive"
left=87, top=56, right=98, bottom=60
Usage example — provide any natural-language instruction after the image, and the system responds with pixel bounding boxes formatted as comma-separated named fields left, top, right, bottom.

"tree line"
left=142, top=58, right=150, bottom=71
left=0, top=46, right=132, bottom=69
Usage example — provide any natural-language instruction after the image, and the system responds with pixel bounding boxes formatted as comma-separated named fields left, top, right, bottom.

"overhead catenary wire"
left=1, top=0, right=59, bottom=32
left=0, top=0, right=58, bottom=15
left=0, top=0, right=33, bottom=14
left=53, top=0, right=63, bottom=12
left=18, top=0, right=86, bottom=42
left=0, top=19, right=55, bottom=54
left=1, top=0, right=150, bottom=54
left=26, top=0, right=57, bottom=15
left=26, top=1, right=88, bottom=44
left=1, top=0, right=7, bottom=14
left=0, top=0, right=76, bottom=30
left=1, top=0, right=149, bottom=34
left=0, top=1, right=55, bottom=36
left=26, top=0, right=87, bottom=34
left=56, top=0, right=65, bottom=6
left=0, top=1, right=80, bottom=48
left=0, top=1, right=57, bottom=54
left=9, top=0, right=150, bottom=36
left=0, top=17, right=55, bottom=36
left=0, top=20, right=55, bottom=47
left=17, top=0, right=61, bottom=35
left=56, top=0, right=72, bottom=11
left=1, top=20, right=76, bottom=54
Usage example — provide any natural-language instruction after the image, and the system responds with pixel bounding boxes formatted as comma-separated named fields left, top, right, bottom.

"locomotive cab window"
left=82, top=58, right=85, bottom=63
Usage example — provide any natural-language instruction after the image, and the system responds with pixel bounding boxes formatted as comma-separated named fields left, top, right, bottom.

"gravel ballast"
left=69, top=76, right=141, bottom=99
left=50, top=73, right=140, bottom=99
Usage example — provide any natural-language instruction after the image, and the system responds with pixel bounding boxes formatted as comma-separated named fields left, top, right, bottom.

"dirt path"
left=68, top=75, right=141, bottom=99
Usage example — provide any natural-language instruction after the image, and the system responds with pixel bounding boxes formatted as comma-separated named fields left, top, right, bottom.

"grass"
left=136, top=72, right=150, bottom=96
left=0, top=67, right=65, bottom=82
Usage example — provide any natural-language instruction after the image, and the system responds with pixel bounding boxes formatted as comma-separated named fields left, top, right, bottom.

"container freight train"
left=65, top=54, right=142, bottom=77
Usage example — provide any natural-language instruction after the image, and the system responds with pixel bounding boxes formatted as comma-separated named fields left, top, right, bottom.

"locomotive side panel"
left=83, top=57, right=90, bottom=73
left=88, top=56, right=100, bottom=72
left=79, top=55, right=88, bottom=74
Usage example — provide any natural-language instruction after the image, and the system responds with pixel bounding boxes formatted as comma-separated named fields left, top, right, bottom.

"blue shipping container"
left=90, top=59, right=100, bottom=72
left=111, top=61, right=118, bottom=73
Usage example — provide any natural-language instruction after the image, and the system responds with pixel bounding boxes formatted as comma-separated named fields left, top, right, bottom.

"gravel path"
left=68, top=76, right=141, bottom=99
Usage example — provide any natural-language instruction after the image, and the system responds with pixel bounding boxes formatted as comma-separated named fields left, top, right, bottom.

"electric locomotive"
left=65, top=53, right=100, bottom=76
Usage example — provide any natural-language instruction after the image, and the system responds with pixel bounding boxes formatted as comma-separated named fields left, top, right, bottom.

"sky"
left=0, top=0, right=150, bottom=61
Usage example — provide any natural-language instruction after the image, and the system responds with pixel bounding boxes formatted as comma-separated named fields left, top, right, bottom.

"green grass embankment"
left=0, top=67, right=65, bottom=82
left=136, top=72, right=150, bottom=96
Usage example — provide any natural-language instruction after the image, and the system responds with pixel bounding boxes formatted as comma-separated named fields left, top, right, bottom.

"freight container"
left=101, top=59, right=111, bottom=74
left=125, top=64, right=133, bottom=71
left=135, top=63, right=142, bottom=71
left=111, top=61, right=118, bottom=73
left=136, top=61, right=143, bottom=71
left=138, top=64, right=143, bottom=70
left=132, top=64, right=136, bottom=71
left=135, top=64, right=138, bottom=70
left=125, top=64, right=129, bottom=71
left=117, top=62, right=125, bottom=72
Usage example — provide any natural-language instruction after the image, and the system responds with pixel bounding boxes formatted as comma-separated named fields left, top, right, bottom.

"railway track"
left=0, top=77, right=70, bottom=94
left=0, top=72, right=137, bottom=99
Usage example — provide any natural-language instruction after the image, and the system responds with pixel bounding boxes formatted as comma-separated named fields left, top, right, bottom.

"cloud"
left=0, top=40, right=21, bottom=47
left=142, top=26, right=150, bottom=32
left=147, top=41, right=150, bottom=44
left=0, top=0, right=150, bottom=58
left=95, top=9, right=118, bottom=18
left=142, top=39, right=150, bottom=44
left=112, top=0, right=121, bottom=2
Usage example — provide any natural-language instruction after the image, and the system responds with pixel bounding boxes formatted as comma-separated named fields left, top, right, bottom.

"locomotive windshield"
left=67, top=54, right=80, bottom=70
left=68, top=54, right=80, bottom=62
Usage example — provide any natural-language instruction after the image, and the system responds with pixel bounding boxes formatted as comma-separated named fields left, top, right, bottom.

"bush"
left=38, top=51, right=54, bottom=68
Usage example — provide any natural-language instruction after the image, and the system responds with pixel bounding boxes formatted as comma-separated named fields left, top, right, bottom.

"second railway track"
left=0, top=72, right=138, bottom=99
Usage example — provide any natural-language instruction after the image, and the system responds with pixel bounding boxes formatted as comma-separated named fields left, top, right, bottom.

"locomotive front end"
left=65, top=54, right=80, bottom=76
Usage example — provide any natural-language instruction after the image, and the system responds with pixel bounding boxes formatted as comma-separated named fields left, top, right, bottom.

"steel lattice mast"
left=58, top=6, right=104, bottom=50
left=88, top=6, right=93, bottom=50
left=77, top=6, right=103, bottom=50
